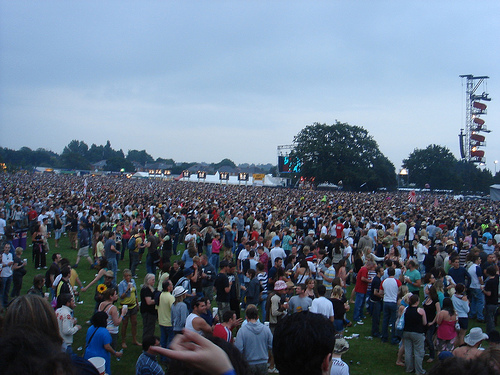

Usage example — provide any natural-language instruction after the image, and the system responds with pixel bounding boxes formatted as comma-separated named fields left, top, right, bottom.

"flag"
left=434, top=197, right=439, bottom=208
left=408, top=190, right=417, bottom=203
left=83, top=178, right=87, bottom=195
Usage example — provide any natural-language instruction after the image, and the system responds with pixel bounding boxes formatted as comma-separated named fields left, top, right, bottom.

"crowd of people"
left=1, top=172, right=500, bottom=374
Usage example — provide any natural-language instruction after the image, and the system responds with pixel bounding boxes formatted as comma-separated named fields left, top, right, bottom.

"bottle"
left=116, top=349, right=123, bottom=361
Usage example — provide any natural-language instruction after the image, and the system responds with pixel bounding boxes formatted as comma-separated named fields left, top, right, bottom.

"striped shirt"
left=257, top=272, right=268, bottom=293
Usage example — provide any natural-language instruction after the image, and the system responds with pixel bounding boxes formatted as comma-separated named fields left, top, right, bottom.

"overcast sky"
left=1, top=1, right=499, bottom=172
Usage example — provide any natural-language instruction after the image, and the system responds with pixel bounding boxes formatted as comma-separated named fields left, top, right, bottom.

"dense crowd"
left=1, top=172, right=500, bottom=375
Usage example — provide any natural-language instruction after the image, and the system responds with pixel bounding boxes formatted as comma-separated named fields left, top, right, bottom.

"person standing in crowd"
left=158, top=279, right=175, bottom=357
left=381, top=267, right=402, bottom=344
left=235, top=304, right=273, bottom=375
left=353, top=260, right=375, bottom=324
left=55, top=293, right=81, bottom=354
left=288, top=283, right=312, bottom=314
left=330, top=337, right=350, bottom=375
left=118, top=269, right=141, bottom=348
left=10, top=246, right=27, bottom=298
left=74, top=223, right=93, bottom=269
left=98, top=287, right=126, bottom=351
left=140, top=273, right=158, bottom=342
left=171, top=286, right=189, bottom=335
left=185, top=297, right=213, bottom=336
left=104, top=231, right=120, bottom=284
left=483, top=265, right=499, bottom=334
left=84, top=311, right=123, bottom=375
left=467, top=255, right=485, bottom=323
left=213, top=310, right=239, bottom=343
left=402, top=294, right=427, bottom=375
left=310, top=284, right=334, bottom=322
left=136, top=336, right=165, bottom=375
left=214, top=260, right=232, bottom=320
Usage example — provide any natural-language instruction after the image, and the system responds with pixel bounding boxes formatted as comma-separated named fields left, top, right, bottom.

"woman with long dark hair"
left=423, top=285, right=441, bottom=362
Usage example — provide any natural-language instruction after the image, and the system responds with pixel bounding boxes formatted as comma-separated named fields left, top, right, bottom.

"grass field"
left=7, top=234, right=491, bottom=375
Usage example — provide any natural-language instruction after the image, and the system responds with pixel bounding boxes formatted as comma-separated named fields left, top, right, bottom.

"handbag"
left=396, top=307, right=407, bottom=331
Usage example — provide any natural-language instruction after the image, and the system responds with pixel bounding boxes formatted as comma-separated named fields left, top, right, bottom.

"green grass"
left=9, top=235, right=491, bottom=374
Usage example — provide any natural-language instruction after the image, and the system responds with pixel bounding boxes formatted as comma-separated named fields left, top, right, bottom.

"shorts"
left=77, top=246, right=90, bottom=257
left=458, top=317, right=468, bottom=330
left=121, top=305, right=138, bottom=317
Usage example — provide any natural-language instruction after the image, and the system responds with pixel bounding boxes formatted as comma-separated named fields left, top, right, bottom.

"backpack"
left=154, top=290, right=162, bottom=306
left=128, top=236, right=137, bottom=250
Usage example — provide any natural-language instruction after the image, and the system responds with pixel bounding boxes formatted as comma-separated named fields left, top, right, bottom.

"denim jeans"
left=425, top=323, right=437, bottom=360
left=469, top=288, right=485, bottom=320
left=210, top=253, right=220, bottom=274
left=160, top=325, right=174, bottom=362
left=146, top=254, right=156, bottom=275
left=371, top=300, right=382, bottom=336
left=485, top=304, right=498, bottom=334
left=130, top=251, right=139, bottom=276
left=107, top=258, right=118, bottom=285
left=1, top=276, right=12, bottom=307
left=353, top=292, right=366, bottom=322
left=382, top=301, right=398, bottom=342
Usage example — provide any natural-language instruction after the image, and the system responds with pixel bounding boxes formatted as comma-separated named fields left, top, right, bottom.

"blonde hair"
left=332, top=285, right=343, bottom=298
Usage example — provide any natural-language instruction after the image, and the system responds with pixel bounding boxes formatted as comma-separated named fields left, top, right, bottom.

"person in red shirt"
left=212, top=310, right=240, bottom=343
left=353, top=261, right=376, bottom=323
left=335, top=218, right=345, bottom=239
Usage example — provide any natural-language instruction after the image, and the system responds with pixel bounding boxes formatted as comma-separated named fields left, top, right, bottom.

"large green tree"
left=403, top=145, right=459, bottom=190
left=126, top=150, right=154, bottom=166
left=289, top=122, right=396, bottom=190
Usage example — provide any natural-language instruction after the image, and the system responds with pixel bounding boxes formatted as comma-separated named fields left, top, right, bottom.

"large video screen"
left=278, top=156, right=301, bottom=173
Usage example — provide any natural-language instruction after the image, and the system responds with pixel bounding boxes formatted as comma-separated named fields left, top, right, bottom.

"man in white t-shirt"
left=309, top=284, right=334, bottom=322
left=380, top=267, right=402, bottom=344
left=270, top=240, right=286, bottom=265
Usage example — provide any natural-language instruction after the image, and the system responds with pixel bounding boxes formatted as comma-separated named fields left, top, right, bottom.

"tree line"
left=1, top=123, right=498, bottom=193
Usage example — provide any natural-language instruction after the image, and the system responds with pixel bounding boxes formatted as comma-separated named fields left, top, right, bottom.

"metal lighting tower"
left=459, top=74, right=491, bottom=164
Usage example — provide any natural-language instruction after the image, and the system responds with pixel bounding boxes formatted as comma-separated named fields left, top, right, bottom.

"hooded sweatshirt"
left=235, top=320, right=273, bottom=365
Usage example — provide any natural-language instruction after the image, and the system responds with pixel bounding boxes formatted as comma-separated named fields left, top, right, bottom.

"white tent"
left=490, top=185, right=500, bottom=201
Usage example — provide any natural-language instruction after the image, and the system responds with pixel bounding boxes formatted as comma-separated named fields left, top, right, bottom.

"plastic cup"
left=212, top=307, right=218, bottom=318
left=122, top=305, right=128, bottom=314
left=44, top=292, right=50, bottom=299
left=192, top=288, right=197, bottom=295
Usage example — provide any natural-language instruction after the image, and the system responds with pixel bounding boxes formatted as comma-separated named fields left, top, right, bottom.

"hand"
left=115, top=351, right=123, bottom=358
left=76, top=325, right=82, bottom=330
left=150, top=330, right=234, bottom=375
left=81, top=287, right=87, bottom=293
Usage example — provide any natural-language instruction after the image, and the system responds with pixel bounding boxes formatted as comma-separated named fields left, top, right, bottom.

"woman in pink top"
left=210, top=233, right=221, bottom=271
left=436, top=297, right=457, bottom=354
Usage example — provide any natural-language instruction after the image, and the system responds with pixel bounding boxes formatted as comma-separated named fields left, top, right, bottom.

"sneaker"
left=73, top=264, right=79, bottom=269
left=356, top=321, right=364, bottom=325
left=269, top=368, right=279, bottom=373
left=133, top=275, right=138, bottom=279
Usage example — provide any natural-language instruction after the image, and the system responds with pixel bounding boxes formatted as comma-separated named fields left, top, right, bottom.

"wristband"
left=221, top=370, right=236, bottom=375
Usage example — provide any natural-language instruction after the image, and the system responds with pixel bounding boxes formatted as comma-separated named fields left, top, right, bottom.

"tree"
left=106, top=157, right=134, bottom=172
left=62, top=140, right=88, bottom=157
left=454, top=160, right=492, bottom=193
left=289, top=122, right=396, bottom=190
left=126, top=150, right=154, bottom=166
left=403, top=145, right=459, bottom=190
left=213, top=158, right=237, bottom=169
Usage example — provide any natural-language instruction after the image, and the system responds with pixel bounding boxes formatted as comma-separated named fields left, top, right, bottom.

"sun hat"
left=173, top=286, right=187, bottom=298
left=308, top=230, right=315, bottom=235
left=104, top=270, right=114, bottom=278
left=464, top=327, right=489, bottom=346
left=333, top=337, right=350, bottom=354
left=274, top=280, right=287, bottom=291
